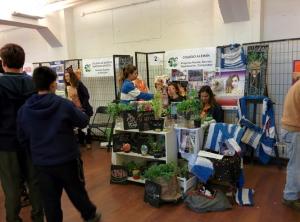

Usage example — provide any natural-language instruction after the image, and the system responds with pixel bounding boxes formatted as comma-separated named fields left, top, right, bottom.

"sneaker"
left=282, top=198, right=300, bottom=210
left=85, top=212, right=101, bottom=222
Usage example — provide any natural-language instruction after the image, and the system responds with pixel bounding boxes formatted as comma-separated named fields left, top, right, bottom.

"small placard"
left=137, top=111, right=155, bottom=131
left=122, top=110, right=138, bottom=130
left=110, top=165, right=128, bottom=184
left=144, top=180, right=161, bottom=208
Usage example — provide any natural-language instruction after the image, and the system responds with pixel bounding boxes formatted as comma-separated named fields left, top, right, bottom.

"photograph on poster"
left=171, top=69, right=186, bottom=81
left=178, top=129, right=197, bottom=154
left=188, top=69, right=203, bottom=81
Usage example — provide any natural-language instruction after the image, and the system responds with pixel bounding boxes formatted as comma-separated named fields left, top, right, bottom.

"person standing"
left=281, top=79, right=300, bottom=210
left=17, top=66, right=101, bottom=222
left=64, top=68, right=93, bottom=148
left=119, top=64, right=153, bottom=103
left=0, top=43, right=44, bottom=222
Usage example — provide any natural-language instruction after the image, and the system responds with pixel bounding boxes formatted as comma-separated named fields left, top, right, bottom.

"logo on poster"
left=168, top=57, right=178, bottom=67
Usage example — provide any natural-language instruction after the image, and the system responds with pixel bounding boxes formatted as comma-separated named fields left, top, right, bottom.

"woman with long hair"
left=167, top=82, right=184, bottom=104
left=119, top=64, right=153, bottom=103
left=225, top=74, right=242, bottom=94
left=198, top=85, right=223, bottom=122
left=64, top=68, right=93, bottom=147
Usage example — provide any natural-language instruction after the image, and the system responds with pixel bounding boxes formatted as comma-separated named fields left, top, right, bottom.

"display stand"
left=111, top=128, right=177, bottom=184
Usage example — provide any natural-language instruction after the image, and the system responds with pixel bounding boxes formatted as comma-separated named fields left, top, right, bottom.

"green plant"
left=144, top=162, right=178, bottom=181
left=124, top=161, right=138, bottom=173
left=176, top=98, right=200, bottom=119
left=177, top=159, right=190, bottom=179
left=107, top=102, right=134, bottom=117
left=147, top=136, right=162, bottom=154
left=151, top=91, right=163, bottom=119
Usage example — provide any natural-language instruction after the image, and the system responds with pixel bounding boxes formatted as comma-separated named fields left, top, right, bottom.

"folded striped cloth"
left=191, top=157, right=214, bottom=183
left=239, top=117, right=263, bottom=150
left=204, top=123, right=245, bottom=152
left=235, top=188, right=255, bottom=206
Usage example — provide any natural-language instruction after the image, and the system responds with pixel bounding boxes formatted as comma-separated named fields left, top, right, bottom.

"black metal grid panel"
left=135, top=52, right=148, bottom=87
left=147, top=52, right=165, bottom=92
left=81, top=76, right=115, bottom=108
left=243, top=39, right=300, bottom=137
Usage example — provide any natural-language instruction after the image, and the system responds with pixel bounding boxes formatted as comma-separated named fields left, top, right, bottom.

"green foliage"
left=107, top=102, right=134, bottom=117
left=124, top=161, right=138, bottom=173
left=177, top=159, right=189, bottom=179
left=176, top=97, right=201, bottom=119
left=144, top=162, right=178, bottom=181
left=147, top=135, right=163, bottom=153
left=247, top=51, right=267, bottom=64
left=151, top=91, right=163, bottom=119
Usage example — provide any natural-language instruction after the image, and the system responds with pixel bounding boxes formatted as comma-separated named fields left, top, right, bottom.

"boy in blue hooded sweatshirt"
left=17, top=66, right=101, bottom=222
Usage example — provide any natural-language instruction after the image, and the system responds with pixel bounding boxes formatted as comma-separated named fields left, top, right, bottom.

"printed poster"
left=165, top=47, right=216, bottom=82
left=245, top=45, right=269, bottom=96
left=82, top=57, right=114, bottom=77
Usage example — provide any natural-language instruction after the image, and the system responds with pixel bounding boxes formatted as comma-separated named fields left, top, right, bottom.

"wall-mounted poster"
left=292, top=60, right=300, bottom=85
left=245, top=45, right=269, bottom=96
left=82, top=57, right=114, bottom=77
left=215, top=44, right=247, bottom=108
left=165, top=47, right=216, bottom=82
left=214, top=70, right=246, bottom=107
left=50, top=61, right=65, bottom=97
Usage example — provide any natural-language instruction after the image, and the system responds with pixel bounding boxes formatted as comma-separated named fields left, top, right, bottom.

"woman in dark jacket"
left=64, top=68, right=93, bottom=147
left=198, top=85, right=224, bottom=123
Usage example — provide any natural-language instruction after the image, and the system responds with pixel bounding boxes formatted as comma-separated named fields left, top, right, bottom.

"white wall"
left=0, top=0, right=263, bottom=62
left=0, top=11, right=69, bottom=64
left=262, top=0, right=300, bottom=41
left=73, top=0, right=262, bottom=59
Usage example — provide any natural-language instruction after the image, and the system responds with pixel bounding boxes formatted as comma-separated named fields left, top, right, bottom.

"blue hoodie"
left=17, top=93, right=89, bottom=166
left=0, top=72, right=35, bottom=151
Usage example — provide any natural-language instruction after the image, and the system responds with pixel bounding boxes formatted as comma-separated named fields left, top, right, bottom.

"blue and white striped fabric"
left=220, top=44, right=247, bottom=70
left=204, top=123, right=245, bottom=152
left=237, top=96, right=276, bottom=164
left=235, top=188, right=255, bottom=206
left=120, top=79, right=153, bottom=104
left=191, top=157, right=214, bottom=183
left=240, top=117, right=263, bottom=150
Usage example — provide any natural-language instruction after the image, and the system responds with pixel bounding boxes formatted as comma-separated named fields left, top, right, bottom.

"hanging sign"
left=148, top=53, right=164, bottom=66
left=82, top=57, right=113, bottom=77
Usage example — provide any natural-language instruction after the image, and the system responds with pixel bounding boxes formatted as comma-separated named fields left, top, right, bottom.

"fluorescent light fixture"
left=12, top=11, right=45, bottom=20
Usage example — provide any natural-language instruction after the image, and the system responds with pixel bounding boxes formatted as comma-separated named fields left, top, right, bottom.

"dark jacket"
left=208, top=104, right=224, bottom=123
left=78, top=81, right=93, bottom=117
left=17, top=93, right=89, bottom=166
left=0, top=73, right=35, bottom=151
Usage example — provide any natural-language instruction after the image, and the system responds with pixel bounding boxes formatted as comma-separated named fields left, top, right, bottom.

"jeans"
left=281, top=129, right=300, bottom=200
left=0, top=151, right=44, bottom=222
left=36, top=159, right=96, bottom=222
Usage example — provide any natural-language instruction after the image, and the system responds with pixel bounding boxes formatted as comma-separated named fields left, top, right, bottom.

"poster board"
left=82, top=57, right=114, bottom=77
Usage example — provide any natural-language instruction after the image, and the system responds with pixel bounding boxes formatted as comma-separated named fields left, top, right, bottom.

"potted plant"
left=107, top=102, right=135, bottom=130
left=144, top=162, right=181, bottom=201
left=151, top=91, right=164, bottom=131
left=176, top=89, right=201, bottom=128
left=148, top=136, right=163, bottom=158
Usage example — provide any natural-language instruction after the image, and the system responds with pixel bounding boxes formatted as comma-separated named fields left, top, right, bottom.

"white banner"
left=82, top=57, right=113, bottom=77
left=165, top=47, right=216, bottom=71
left=165, top=48, right=216, bottom=82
